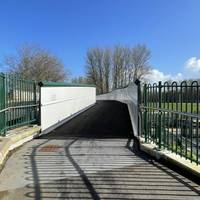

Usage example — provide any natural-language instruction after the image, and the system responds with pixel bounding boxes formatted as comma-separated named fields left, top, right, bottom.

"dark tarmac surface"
left=40, top=100, right=133, bottom=139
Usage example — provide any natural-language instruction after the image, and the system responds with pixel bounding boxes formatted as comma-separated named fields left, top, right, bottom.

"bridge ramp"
left=0, top=101, right=199, bottom=199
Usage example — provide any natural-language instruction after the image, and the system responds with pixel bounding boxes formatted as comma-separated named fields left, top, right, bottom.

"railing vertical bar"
left=196, top=117, right=199, bottom=164
left=175, top=83, right=178, bottom=154
left=146, top=85, right=149, bottom=142
left=190, top=116, right=193, bottom=162
left=158, top=81, right=162, bottom=149
left=163, top=83, right=168, bottom=149
left=185, top=84, right=188, bottom=160
left=167, top=83, right=170, bottom=150
left=144, top=84, right=147, bottom=142
left=25, top=79, right=28, bottom=124
left=34, top=81, right=37, bottom=122
left=196, top=82, right=199, bottom=164
left=180, top=83, right=183, bottom=157
left=171, top=83, right=174, bottom=152
left=149, top=85, right=151, bottom=142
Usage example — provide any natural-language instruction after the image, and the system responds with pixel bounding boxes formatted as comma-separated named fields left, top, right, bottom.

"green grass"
left=148, top=103, right=200, bottom=114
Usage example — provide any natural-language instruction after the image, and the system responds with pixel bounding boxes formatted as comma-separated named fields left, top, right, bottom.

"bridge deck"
left=0, top=101, right=199, bottom=199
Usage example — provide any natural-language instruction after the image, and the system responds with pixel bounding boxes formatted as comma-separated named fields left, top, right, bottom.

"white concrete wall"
left=40, top=86, right=96, bottom=132
left=97, top=84, right=138, bottom=137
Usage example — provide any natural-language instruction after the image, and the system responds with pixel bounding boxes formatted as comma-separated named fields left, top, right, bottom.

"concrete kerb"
left=0, top=125, right=41, bottom=171
left=139, top=137, right=200, bottom=179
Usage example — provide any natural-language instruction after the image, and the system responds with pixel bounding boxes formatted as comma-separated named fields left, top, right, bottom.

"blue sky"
left=0, top=0, right=200, bottom=80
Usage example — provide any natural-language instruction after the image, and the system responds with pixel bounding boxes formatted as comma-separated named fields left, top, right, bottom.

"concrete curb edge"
left=0, top=126, right=41, bottom=171
left=139, top=138, right=200, bottom=179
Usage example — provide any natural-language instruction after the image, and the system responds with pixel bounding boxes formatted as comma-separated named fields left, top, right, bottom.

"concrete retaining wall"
left=40, top=86, right=96, bottom=134
left=97, top=84, right=138, bottom=137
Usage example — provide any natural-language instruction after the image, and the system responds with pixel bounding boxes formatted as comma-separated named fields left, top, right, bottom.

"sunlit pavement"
left=0, top=101, right=200, bottom=199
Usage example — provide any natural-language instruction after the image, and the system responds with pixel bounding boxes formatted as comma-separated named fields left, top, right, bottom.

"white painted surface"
left=97, top=84, right=138, bottom=136
left=41, top=87, right=96, bottom=132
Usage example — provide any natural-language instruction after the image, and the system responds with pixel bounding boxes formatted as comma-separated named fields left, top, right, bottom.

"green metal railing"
left=0, top=73, right=39, bottom=135
left=140, top=81, right=200, bottom=165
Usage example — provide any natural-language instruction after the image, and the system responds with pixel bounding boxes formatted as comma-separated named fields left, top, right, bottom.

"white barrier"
left=97, top=83, right=138, bottom=137
left=40, top=82, right=96, bottom=134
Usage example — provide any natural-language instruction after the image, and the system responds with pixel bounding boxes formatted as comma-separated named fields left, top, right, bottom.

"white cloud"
left=184, top=57, right=200, bottom=79
left=185, top=57, right=200, bottom=72
left=144, top=56, right=200, bottom=83
left=143, top=69, right=183, bottom=83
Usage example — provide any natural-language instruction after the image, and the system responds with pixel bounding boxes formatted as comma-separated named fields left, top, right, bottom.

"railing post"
left=33, top=81, right=37, bottom=122
left=135, top=79, right=141, bottom=137
left=38, top=83, right=41, bottom=126
left=158, top=81, right=162, bottom=149
left=144, top=84, right=147, bottom=142
left=0, top=73, right=6, bottom=135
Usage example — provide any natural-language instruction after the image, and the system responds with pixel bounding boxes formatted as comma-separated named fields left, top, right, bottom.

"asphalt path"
left=0, top=101, right=199, bottom=200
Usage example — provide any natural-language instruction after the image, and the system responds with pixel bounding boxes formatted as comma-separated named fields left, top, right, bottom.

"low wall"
left=97, top=84, right=138, bottom=137
left=40, top=82, right=96, bottom=134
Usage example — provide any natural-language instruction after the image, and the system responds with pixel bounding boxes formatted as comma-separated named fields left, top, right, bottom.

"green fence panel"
left=140, top=80, right=200, bottom=165
left=0, top=74, right=39, bottom=136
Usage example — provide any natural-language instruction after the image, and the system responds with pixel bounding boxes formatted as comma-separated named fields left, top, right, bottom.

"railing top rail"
left=141, top=105, right=200, bottom=118
left=145, top=80, right=200, bottom=88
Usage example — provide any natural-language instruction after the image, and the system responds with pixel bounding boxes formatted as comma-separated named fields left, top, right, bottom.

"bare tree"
left=103, top=48, right=111, bottom=92
left=71, top=76, right=89, bottom=84
left=95, top=48, right=104, bottom=94
left=112, top=46, right=124, bottom=89
left=130, top=44, right=151, bottom=81
left=85, top=48, right=104, bottom=94
left=85, top=48, right=112, bottom=93
left=86, top=49, right=99, bottom=92
left=4, top=44, right=69, bottom=82
left=123, top=47, right=131, bottom=86
left=85, top=44, right=151, bottom=94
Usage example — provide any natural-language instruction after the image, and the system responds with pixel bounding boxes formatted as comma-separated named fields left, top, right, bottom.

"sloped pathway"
left=0, top=101, right=199, bottom=200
